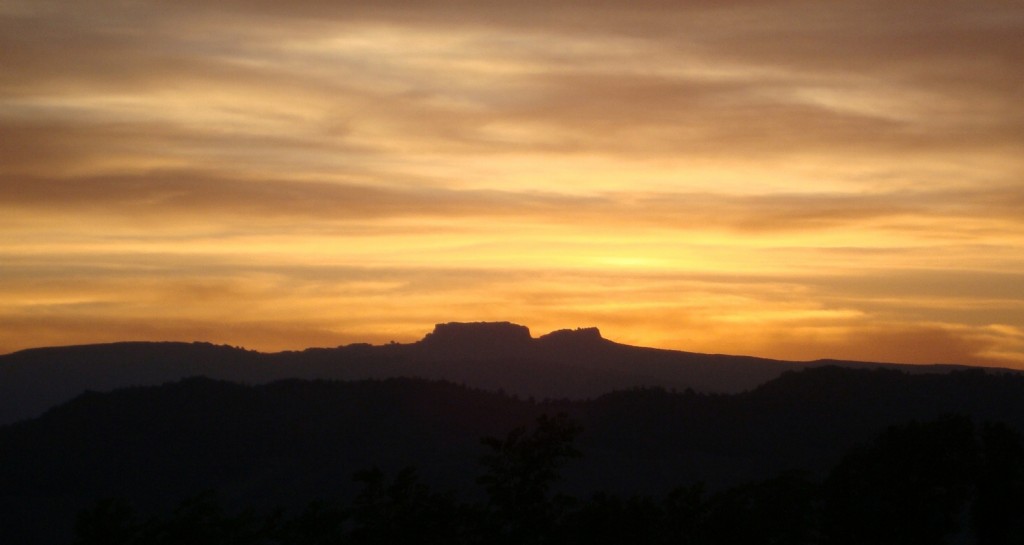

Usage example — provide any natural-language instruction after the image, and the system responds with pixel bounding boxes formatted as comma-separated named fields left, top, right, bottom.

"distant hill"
left=0, top=321, right=987, bottom=425
left=3, top=366, right=1024, bottom=545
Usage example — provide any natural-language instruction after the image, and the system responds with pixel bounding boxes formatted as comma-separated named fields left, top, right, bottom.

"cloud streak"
left=3, top=170, right=1022, bottom=237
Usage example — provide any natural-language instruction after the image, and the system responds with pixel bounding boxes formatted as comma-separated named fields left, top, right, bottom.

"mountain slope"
left=0, top=321, right=983, bottom=425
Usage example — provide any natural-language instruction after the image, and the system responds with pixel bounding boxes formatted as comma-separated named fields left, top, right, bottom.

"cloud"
left=762, top=323, right=1023, bottom=368
left=4, top=1, right=1020, bottom=165
left=4, top=168, right=1022, bottom=238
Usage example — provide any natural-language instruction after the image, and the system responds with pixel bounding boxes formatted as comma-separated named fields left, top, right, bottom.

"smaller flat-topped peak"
left=533, top=327, right=612, bottom=362
left=539, top=327, right=603, bottom=342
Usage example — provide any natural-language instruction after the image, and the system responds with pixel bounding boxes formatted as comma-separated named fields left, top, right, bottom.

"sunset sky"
left=2, top=0, right=1022, bottom=366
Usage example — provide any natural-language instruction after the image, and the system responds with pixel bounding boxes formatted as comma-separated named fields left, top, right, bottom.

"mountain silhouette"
left=419, top=321, right=534, bottom=358
left=0, top=321, right=992, bottom=425
left=3, top=366, right=1024, bottom=545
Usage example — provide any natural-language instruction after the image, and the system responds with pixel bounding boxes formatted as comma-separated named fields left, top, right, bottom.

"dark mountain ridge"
left=3, top=365, right=1024, bottom=545
left=0, top=321, right=991, bottom=425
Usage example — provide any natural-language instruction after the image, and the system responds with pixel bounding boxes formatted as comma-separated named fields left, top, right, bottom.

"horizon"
left=2, top=1, right=1022, bottom=368
left=0, top=319, right=1010, bottom=370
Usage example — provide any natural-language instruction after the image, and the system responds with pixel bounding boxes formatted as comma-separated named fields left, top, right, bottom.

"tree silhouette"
left=72, top=498, right=141, bottom=545
left=973, top=422, right=1024, bottom=544
left=274, top=500, right=348, bottom=545
left=824, top=416, right=978, bottom=545
left=558, top=492, right=663, bottom=545
left=703, top=470, right=820, bottom=545
left=477, top=413, right=582, bottom=545
left=349, top=467, right=465, bottom=545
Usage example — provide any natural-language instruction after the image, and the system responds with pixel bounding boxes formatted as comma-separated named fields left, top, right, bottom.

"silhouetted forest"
left=4, top=366, right=1024, bottom=544
left=67, top=414, right=1024, bottom=545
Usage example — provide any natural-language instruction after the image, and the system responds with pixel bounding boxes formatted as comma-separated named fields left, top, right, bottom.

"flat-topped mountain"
left=420, top=321, right=533, bottom=354
left=0, top=321, right=985, bottom=425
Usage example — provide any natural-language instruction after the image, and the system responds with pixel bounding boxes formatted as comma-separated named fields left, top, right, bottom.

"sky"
left=1, top=0, right=1023, bottom=366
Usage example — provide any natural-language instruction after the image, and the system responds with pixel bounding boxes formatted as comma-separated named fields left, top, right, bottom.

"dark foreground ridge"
left=0, top=321, right=990, bottom=426
left=3, top=366, right=1024, bottom=544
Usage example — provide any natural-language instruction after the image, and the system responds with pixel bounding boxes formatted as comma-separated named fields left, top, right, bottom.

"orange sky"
left=2, top=0, right=1023, bottom=366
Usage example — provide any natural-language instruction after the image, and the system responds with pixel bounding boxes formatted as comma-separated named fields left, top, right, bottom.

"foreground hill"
left=0, top=321, right=979, bottom=425
left=3, top=365, right=1024, bottom=544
